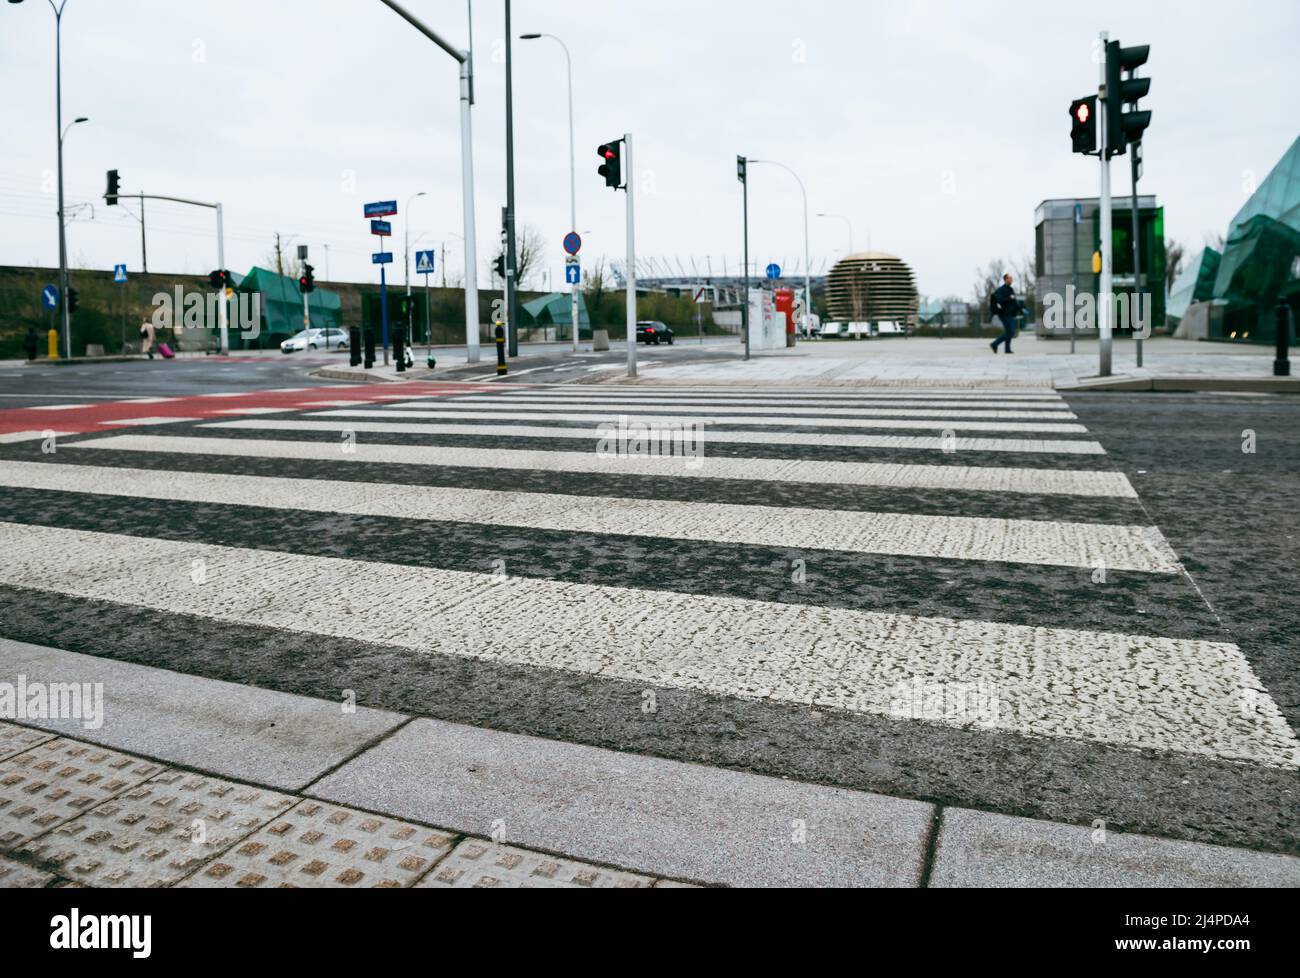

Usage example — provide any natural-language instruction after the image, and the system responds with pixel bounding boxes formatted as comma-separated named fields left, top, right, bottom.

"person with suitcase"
left=139, top=321, right=156, bottom=360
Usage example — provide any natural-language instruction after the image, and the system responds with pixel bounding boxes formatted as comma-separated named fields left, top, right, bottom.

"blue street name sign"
left=415, top=250, right=436, bottom=275
left=364, top=200, right=398, bottom=219
left=41, top=285, right=59, bottom=310
left=565, top=264, right=581, bottom=285
left=370, top=220, right=392, bottom=237
left=766, top=263, right=782, bottom=280
left=372, top=252, right=394, bottom=265
left=113, top=264, right=128, bottom=284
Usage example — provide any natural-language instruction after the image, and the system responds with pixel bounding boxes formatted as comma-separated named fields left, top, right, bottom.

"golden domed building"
left=825, top=252, right=919, bottom=326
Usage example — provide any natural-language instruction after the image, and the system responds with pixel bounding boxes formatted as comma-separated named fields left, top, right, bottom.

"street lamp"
left=520, top=31, right=580, bottom=352
left=10, top=0, right=76, bottom=358
left=751, top=159, right=813, bottom=338
left=817, top=213, right=854, bottom=256
left=404, top=190, right=428, bottom=300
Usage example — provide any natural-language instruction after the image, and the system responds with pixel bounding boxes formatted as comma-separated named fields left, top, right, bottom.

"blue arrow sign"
left=370, top=219, right=392, bottom=237
left=563, top=232, right=582, bottom=256
left=372, top=252, right=394, bottom=265
left=766, top=263, right=782, bottom=280
left=113, top=264, right=128, bottom=284
left=41, top=285, right=59, bottom=310
left=565, top=264, right=581, bottom=285
left=415, top=250, right=436, bottom=276
left=364, top=200, right=398, bottom=219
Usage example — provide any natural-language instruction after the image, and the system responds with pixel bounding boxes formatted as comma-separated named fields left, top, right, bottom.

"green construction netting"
left=522, top=291, right=590, bottom=327
left=237, top=266, right=341, bottom=339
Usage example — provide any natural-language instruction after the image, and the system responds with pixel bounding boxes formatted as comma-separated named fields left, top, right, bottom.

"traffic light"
left=208, top=269, right=224, bottom=289
left=67, top=287, right=80, bottom=314
left=493, top=254, right=506, bottom=279
left=105, top=169, right=120, bottom=206
left=1104, top=41, right=1152, bottom=157
left=597, top=140, right=622, bottom=190
left=299, top=263, right=316, bottom=294
left=1069, top=96, right=1097, bottom=155
left=737, top=155, right=747, bottom=184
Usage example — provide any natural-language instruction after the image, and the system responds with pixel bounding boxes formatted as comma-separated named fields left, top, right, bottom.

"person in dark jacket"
left=23, top=326, right=40, bottom=361
left=990, top=274, right=1025, bottom=354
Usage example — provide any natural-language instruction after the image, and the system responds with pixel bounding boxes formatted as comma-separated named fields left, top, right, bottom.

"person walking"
left=990, top=273, right=1025, bottom=354
left=23, top=325, right=39, bottom=361
left=139, top=320, right=156, bottom=360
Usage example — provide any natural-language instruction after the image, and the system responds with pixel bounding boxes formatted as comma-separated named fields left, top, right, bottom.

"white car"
left=281, top=328, right=349, bottom=353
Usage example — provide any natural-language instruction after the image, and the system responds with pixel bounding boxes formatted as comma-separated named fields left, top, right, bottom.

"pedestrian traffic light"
left=104, top=169, right=120, bottom=206
left=67, top=287, right=80, bottom=314
left=1104, top=40, right=1152, bottom=158
left=597, top=140, right=622, bottom=190
left=493, top=254, right=506, bottom=279
left=1069, top=96, right=1097, bottom=155
left=299, top=263, right=315, bottom=294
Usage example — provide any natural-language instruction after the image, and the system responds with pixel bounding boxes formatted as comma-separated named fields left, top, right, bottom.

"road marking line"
left=67, top=434, right=1136, bottom=501
left=308, top=408, right=1091, bottom=435
left=206, top=418, right=1108, bottom=455
left=0, top=522, right=1290, bottom=768
left=387, top=402, right=1076, bottom=421
left=4, top=460, right=1165, bottom=569
left=0, top=431, right=69, bottom=444
left=447, top=396, right=1077, bottom=413
left=95, top=417, right=200, bottom=427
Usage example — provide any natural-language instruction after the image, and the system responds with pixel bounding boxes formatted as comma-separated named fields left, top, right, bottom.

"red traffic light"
left=1075, top=102, right=1090, bottom=124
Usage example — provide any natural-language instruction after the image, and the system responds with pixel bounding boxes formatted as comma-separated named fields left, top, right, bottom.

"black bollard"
left=495, top=324, right=508, bottom=376
left=349, top=326, right=361, bottom=367
left=1275, top=303, right=1292, bottom=378
left=363, top=324, right=376, bottom=370
left=394, top=324, right=406, bottom=374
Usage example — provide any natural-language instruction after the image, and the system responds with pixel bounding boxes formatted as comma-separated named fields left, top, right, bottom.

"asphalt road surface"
left=0, top=371, right=1295, bottom=857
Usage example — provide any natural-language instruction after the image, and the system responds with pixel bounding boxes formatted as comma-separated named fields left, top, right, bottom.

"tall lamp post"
left=520, top=31, right=580, bottom=352
left=404, top=190, right=428, bottom=330
left=11, top=0, right=76, bottom=357
left=752, top=159, right=813, bottom=338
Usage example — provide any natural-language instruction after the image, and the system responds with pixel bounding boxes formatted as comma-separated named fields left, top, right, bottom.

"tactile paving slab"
left=181, top=799, right=455, bottom=888
left=0, top=853, right=55, bottom=888
left=18, top=770, right=295, bottom=887
left=418, top=840, right=656, bottom=889
left=0, top=723, right=54, bottom=762
left=0, top=739, right=164, bottom=850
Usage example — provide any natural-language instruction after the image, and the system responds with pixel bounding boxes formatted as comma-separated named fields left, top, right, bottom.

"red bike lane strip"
left=0, top=382, right=507, bottom=437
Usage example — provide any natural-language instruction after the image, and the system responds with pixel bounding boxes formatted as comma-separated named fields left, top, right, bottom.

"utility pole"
left=624, top=132, right=638, bottom=379
left=1131, top=145, right=1143, bottom=367
left=1097, top=31, right=1113, bottom=378
left=503, top=0, right=519, bottom=357
left=275, top=233, right=285, bottom=277
left=737, top=155, right=750, bottom=361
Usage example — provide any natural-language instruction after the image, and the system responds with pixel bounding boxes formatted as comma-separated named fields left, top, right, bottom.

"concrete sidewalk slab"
left=418, top=839, right=660, bottom=888
left=929, top=808, right=1300, bottom=887
left=0, top=639, right=406, bottom=791
left=309, top=718, right=934, bottom=888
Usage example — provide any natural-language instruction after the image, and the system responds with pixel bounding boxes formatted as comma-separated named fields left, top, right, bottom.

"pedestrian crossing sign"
left=416, top=250, right=436, bottom=276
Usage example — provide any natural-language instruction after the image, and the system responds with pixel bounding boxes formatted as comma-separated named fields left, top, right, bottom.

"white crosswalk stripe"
left=308, top=408, right=1090, bottom=434
left=67, top=434, right=1136, bottom=499
left=0, top=522, right=1294, bottom=768
left=1, top=383, right=1294, bottom=779
left=205, top=417, right=1108, bottom=455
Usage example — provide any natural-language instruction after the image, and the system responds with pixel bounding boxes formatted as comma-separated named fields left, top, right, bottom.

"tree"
left=1164, top=239, right=1186, bottom=293
left=582, top=255, right=611, bottom=324
left=971, top=258, right=1009, bottom=321
left=515, top=225, right=546, bottom=289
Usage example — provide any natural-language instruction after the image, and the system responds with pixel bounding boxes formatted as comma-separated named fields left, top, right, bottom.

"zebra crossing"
left=0, top=381, right=1296, bottom=845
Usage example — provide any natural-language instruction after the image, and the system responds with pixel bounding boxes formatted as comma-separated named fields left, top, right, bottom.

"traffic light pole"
left=1097, top=32, right=1113, bottom=378
left=1130, top=145, right=1143, bottom=368
left=624, top=132, right=637, bottom=380
left=740, top=158, right=751, bottom=362
left=504, top=0, right=519, bottom=359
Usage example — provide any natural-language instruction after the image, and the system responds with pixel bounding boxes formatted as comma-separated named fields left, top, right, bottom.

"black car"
left=636, top=320, right=674, bottom=345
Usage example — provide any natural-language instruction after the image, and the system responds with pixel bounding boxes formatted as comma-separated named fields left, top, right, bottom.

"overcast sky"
left=1, top=0, right=1296, bottom=299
